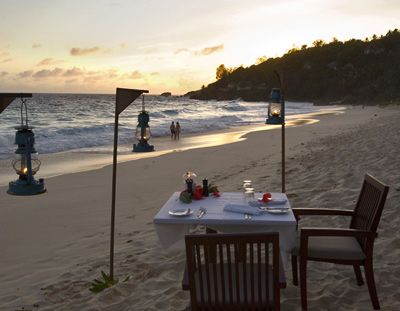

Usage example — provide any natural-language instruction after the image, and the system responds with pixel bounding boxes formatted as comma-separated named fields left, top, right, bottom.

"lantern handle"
left=20, top=97, right=29, bottom=127
left=142, top=95, right=145, bottom=112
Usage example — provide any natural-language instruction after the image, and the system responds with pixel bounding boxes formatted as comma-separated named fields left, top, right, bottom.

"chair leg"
left=292, top=255, right=299, bottom=286
left=299, top=257, right=308, bottom=310
left=364, top=261, right=380, bottom=310
left=353, top=265, right=364, bottom=286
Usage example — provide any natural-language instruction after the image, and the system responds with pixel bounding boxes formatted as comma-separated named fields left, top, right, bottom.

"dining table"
left=153, top=191, right=298, bottom=286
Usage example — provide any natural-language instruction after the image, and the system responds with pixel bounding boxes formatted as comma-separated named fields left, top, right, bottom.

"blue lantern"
left=8, top=97, right=46, bottom=195
left=266, top=88, right=285, bottom=125
left=133, top=95, right=154, bottom=152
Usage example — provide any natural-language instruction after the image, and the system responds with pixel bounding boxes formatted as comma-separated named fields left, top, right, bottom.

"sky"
left=0, top=0, right=399, bottom=95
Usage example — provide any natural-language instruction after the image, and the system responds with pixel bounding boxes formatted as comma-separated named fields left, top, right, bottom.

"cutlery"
left=258, top=206, right=289, bottom=212
left=198, top=207, right=207, bottom=219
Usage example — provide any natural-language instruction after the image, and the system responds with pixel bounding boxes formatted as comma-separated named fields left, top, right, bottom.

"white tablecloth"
left=153, top=192, right=297, bottom=264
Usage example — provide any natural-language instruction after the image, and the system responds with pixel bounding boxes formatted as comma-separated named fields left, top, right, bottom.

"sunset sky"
left=0, top=0, right=399, bottom=95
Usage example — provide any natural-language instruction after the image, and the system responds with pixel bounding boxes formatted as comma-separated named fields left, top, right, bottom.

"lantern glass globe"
left=12, top=153, right=41, bottom=176
left=270, top=103, right=281, bottom=116
left=135, top=125, right=152, bottom=141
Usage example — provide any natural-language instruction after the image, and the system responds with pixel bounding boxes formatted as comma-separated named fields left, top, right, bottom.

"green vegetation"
left=89, top=271, right=121, bottom=293
left=186, top=29, right=400, bottom=104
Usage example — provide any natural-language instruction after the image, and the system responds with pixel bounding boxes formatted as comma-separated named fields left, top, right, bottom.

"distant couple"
left=170, top=121, right=181, bottom=140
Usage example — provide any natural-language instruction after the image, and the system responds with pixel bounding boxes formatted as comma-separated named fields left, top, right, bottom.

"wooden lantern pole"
left=273, top=71, right=285, bottom=193
left=109, top=88, right=148, bottom=278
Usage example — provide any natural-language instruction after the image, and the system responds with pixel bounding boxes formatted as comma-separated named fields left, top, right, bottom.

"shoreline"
left=1, top=104, right=399, bottom=310
left=0, top=106, right=343, bottom=186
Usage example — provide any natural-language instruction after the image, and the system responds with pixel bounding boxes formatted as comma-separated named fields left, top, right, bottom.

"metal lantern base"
left=133, top=142, right=154, bottom=152
left=7, top=178, right=46, bottom=195
left=266, top=117, right=284, bottom=125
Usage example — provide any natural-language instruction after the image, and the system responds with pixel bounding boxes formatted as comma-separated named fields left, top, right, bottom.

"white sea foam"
left=0, top=94, right=325, bottom=159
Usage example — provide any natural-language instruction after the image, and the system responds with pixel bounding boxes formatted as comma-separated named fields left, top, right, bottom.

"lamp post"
left=109, top=87, right=148, bottom=279
left=266, top=72, right=285, bottom=193
left=133, top=95, right=154, bottom=152
left=0, top=93, right=46, bottom=195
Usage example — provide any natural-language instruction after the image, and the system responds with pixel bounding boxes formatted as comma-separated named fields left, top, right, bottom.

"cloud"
left=70, top=46, right=102, bottom=56
left=0, top=58, right=12, bottom=63
left=37, top=58, right=65, bottom=66
left=17, top=70, right=34, bottom=78
left=12, top=66, right=154, bottom=85
left=128, top=70, right=143, bottom=79
left=63, top=67, right=84, bottom=77
left=65, top=79, right=78, bottom=84
left=106, top=69, right=119, bottom=79
left=174, top=48, right=190, bottom=55
left=175, top=44, right=224, bottom=56
left=33, top=68, right=63, bottom=78
left=0, top=51, right=9, bottom=58
left=120, top=43, right=127, bottom=48
left=83, top=76, right=102, bottom=83
left=196, top=44, right=224, bottom=56
left=0, top=71, right=8, bottom=77
left=32, top=43, right=42, bottom=48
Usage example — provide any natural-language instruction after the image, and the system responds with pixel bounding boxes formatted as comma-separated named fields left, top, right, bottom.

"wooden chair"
left=185, top=232, right=281, bottom=310
left=291, top=174, right=389, bottom=310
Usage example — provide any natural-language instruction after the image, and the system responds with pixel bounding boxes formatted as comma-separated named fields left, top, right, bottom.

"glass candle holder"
left=244, top=188, right=255, bottom=204
left=243, top=180, right=252, bottom=191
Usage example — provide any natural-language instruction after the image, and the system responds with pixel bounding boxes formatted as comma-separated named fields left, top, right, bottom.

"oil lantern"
left=266, top=88, right=285, bottom=125
left=8, top=98, right=46, bottom=195
left=133, top=95, right=154, bottom=152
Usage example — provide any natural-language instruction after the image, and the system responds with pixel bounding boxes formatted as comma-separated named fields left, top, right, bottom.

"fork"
left=198, top=207, right=207, bottom=219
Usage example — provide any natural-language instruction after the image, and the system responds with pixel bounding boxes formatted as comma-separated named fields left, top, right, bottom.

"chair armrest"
left=299, top=227, right=377, bottom=239
left=292, top=208, right=354, bottom=217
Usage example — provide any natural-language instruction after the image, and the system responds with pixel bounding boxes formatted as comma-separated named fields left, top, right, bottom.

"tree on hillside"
left=255, top=56, right=268, bottom=65
left=216, top=64, right=233, bottom=80
left=312, top=39, right=325, bottom=47
left=187, top=29, right=400, bottom=103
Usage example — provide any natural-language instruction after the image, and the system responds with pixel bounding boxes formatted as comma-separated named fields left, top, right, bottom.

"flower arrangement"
left=179, top=181, right=220, bottom=203
left=261, top=192, right=272, bottom=202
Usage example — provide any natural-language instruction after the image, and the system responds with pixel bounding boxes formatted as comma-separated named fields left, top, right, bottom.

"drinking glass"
left=244, top=188, right=255, bottom=204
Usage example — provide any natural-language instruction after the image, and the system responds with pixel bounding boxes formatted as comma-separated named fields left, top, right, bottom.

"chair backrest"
left=350, top=174, right=389, bottom=246
left=185, top=232, right=280, bottom=311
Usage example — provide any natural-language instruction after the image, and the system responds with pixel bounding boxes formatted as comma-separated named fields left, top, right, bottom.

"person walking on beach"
left=170, top=121, right=176, bottom=140
left=175, top=122, right=181, bottom=140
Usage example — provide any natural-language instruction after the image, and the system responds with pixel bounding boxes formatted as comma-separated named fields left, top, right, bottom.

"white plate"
left=270, top=199, right=287, bottom=205
left=168, top=208, right=193, bottom=216
left=265, top=207, right=290, bottom=214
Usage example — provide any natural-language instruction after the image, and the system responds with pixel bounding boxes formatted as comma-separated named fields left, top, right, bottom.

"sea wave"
left=0, top=94, right=324, bottom=158
left=222, top=103, right=248, bottom=112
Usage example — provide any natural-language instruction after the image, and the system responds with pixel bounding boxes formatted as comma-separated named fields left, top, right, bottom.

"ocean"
left=0, top=94, right=322, bottom=159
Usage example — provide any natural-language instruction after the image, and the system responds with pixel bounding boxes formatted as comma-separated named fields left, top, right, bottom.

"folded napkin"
left=223, top=203, right=262, bottom=215
left=269, top=198, right=287, bottom=206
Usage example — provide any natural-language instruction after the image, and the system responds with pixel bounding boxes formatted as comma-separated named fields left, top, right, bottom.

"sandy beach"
left=1, top=104, right=400, bottom=310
